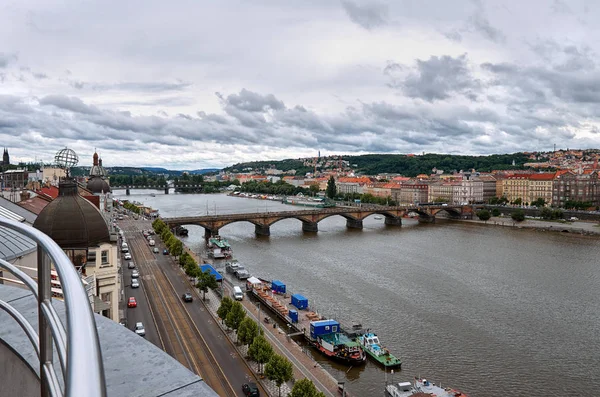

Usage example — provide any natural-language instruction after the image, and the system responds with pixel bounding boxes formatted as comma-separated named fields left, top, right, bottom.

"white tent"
left=247, top=276, right=262, bottom=285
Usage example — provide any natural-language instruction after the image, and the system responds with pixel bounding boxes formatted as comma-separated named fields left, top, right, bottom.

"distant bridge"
left=162, top=204, right=475, bottom=237
left=111, top=184, right=203, bottom=195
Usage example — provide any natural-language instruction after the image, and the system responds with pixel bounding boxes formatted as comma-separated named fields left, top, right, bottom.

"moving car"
left=182, top=292, right=193, bottom=302
left=134, top=322, right=146, bottom=336
left=242, top=383, right=259, bottom=396
left=163, top=249, right=169, bottom=255
left=127, top=297, right=137, bottom=308
left=132, top=269, right=140, bottom=278
left=152, top=247, right=159, bottom=254
left=124, top=253, right=132, bottom=260
left=128, top=261, right=135, bottom=269
left=131, top=279, right=140, bottom=288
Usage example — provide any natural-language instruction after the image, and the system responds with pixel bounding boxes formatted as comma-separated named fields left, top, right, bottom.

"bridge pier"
left=418, top=216, right=435, bottom=223
left=384, top=216, right=402, bottom=226
left=125, top=188, right=130, bottom=196
left=255, top=224, right=271, bottom=236
left=164, top=187, right=169, bottom=195
left=204, top=228, right=219, bottom=241
left=346, top=218, right=363, bottom=229
left=302, top=222, right=318, bottom=233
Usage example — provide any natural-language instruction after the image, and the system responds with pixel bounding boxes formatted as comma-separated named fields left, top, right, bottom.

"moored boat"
left=207, top=235, right=233, bottom=259
left=357, top=332, right=401, bottom=368
left=385, top=378, right=469, bottom=397
left=309, top=320, right=366, bottom=365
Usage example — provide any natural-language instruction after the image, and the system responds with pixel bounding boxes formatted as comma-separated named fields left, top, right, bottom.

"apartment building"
left=552, top=170, right=600, bottom=207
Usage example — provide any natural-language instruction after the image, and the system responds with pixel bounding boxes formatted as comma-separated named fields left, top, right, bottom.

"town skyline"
left=3, top=1, right=600, bottom=169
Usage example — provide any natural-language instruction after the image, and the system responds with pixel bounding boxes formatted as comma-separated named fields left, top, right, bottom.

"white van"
left=233, top=286, right=244, bottom=301
left=148, top=239, right=155, bottom=246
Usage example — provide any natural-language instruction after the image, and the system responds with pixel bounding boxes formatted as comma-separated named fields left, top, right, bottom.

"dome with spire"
left=87, top=150, right=111, bottom=193
left=34, top=179, right=110, bottom=249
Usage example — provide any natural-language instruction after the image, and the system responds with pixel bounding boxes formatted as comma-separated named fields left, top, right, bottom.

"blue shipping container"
left=289, top=309, right=298, bottom=323
left=291, top=294, right=308, bottom=310
left=310, top=319, right=339, bottom=339
left=271, top=280, right=286, bottom=294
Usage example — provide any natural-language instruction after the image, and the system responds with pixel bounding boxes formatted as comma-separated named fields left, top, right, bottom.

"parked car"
left=131, top=279, right=140, bottom=288
left=134, top=322, right=146, bottom=336
left=153, top=247, right=159, bottom=254
left=127, top=297, right=137, bottom=308
left=132, top=270, right=140, bottom=278
left=163, top=249, right=169, bottom=255
left=124, top=253, right=132, bottom=260
left=182, top=292, right=193, bottom=302
left=128, top=261, right=135, bottom=269
left=242, top=383, right=259, bottom=396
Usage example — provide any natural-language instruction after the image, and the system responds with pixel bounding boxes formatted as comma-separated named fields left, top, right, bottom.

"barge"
left=246, top=277, right=366, bottom=365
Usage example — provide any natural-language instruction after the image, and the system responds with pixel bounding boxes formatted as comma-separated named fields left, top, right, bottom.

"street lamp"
left=338, top=381, right=345, bottom=397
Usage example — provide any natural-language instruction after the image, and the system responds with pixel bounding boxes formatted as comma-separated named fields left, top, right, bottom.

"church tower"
left=2, top=148, right=9, bottom=166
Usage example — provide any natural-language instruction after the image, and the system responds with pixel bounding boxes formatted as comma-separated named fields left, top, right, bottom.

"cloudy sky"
left=1, top=0, right=600, bottom=169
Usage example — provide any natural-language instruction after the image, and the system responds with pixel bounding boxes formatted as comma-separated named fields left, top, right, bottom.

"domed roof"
left=34, top=179, right=110, bottom=249
left=87, top=176, right=111, bottom=193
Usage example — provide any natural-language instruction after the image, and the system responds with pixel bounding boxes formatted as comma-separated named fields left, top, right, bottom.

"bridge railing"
left=0, top=218, right=106, bottom=397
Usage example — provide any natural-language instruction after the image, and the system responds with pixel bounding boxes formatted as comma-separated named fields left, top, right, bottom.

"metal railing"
left=0, top=217, right=106, bottom=397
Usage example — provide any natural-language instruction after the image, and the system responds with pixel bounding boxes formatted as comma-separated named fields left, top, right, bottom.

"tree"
left=289, top=378, right=326, bottom=397
left=309, top=183, right=319, bottom=196
left=247, top=334, right=273, bottom=373
left=540, top=207, right=553, bottom=220
left=225, top=301, right=246, bottom=331
left=265, top=353, right=294, bottom=396
left=196, top=270, right=218, bottom=301
left=170, top=239, right=183, bottom=257
left=237, top=317, right=262, bottom=346
left=217, top=296, right=234, bottom=324
left=491, top=208, right=501, bottom=217
left=511, top=209, right=525, bottom=222
left=326, top=176, right=337, bottom=199
left=476, top=209, right=491, bottom=221
left=513, top=198, right=522, bottom=206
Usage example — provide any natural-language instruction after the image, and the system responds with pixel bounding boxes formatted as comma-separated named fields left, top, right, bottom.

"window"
left=101, top=250, right=109, bottom=265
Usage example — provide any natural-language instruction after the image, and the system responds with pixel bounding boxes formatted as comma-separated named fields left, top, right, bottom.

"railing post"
left=38, top=245, right=53, bottom=397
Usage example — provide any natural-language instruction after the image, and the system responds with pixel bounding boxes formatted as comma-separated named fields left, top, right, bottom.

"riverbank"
left=460, top=216, right=600, bottom=236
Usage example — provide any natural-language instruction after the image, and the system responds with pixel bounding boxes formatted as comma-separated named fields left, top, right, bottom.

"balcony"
left=0, top=218, right=218, bottom=397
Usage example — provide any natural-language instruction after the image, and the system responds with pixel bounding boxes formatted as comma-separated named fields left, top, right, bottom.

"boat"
left=150, top=193, right=156, bottom=197
left=282, top=196, right=336, bottom=208
left=207, top=236, right=233, bottom=259
left=385, top=378, right=469, bottom=397
left=374, top=215, right=383, bottom=220
left=174, top=226, right=188, bottom=237
left=356, top=332, right=401, bottom=368
left=309, top=320, right=366, bottom=365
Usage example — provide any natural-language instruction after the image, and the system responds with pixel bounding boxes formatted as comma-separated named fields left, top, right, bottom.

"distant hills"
left=140, top=167, right=220, bottom=175
left=71, top=166, right=221, bottom=177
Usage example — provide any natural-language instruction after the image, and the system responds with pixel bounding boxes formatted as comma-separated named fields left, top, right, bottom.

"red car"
left=127, top=297, right=137, bottom=308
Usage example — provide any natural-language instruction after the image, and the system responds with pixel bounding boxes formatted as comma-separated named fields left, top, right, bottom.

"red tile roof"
left=528, top=173, right=555, bottom=180
left=17, top=196, right=51, bottom=215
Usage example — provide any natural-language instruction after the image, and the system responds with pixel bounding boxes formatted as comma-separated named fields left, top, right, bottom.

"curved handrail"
left=0, top=218, right=107, bottom=397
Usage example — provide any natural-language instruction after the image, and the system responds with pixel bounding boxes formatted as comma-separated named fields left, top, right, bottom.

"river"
left=114, top=190, right=600, bottom=397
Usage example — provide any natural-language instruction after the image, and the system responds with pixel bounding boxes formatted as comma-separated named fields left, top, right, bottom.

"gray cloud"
left=0, top=53, right=18, bottom=68
left=39, top=95, right=102, bottom=115
left=392, top=54, right=480, bottom=102
left=341, top=0, right=389, bottom=30
left=467, top=11, right=505, bottom=43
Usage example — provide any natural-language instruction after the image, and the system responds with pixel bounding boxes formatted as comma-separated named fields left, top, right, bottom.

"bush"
left=511, top=209, right=525, bottom=222
left=491, top=208, right=501, bottom=217
left=476, top=209, right=491, bottom=221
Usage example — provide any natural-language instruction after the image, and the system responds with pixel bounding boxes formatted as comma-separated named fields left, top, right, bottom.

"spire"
left=93, top=151, right=99, bottom=166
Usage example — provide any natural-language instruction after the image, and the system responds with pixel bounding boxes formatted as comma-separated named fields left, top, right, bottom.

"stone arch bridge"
left=162, top=205, right=475, bottom=238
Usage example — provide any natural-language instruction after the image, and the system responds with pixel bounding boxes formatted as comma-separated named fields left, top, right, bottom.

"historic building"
left=1, top=148, right=9, bottom=170
left=33, top=177, right=120, bottom=322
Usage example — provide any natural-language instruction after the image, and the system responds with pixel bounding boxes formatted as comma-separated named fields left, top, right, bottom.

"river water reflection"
left=115, top=191, right=600, bottom=397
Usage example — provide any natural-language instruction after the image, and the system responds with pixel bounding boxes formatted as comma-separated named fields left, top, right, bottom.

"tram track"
left=129, top=232, right=235, bottom=396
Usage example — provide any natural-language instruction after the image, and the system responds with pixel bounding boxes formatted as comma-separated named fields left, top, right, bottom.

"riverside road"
left=118, top=216, right=266, bottom=397
left=114, top=190, right=600, bottom=397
